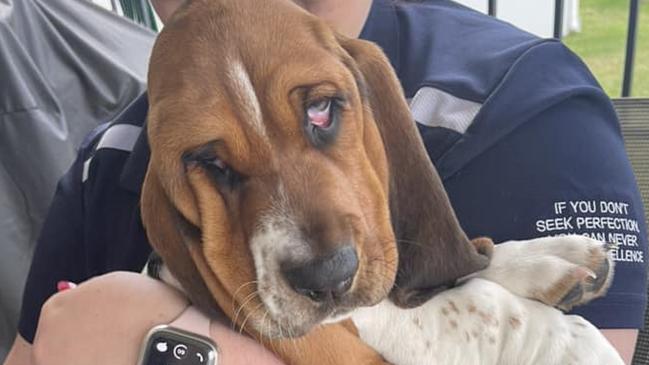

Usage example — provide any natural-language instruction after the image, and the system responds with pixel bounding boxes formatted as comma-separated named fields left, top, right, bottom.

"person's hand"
left=32, top=272, right=189, bottom=365
left=32, top=271, right=284, bottom=365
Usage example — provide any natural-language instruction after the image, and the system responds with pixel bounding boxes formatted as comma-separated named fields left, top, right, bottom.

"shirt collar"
left=359, top=0, right=401, bottom=76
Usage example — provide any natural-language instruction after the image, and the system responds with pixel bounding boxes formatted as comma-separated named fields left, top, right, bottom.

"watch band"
left=169, top=305, right=212, bottom=338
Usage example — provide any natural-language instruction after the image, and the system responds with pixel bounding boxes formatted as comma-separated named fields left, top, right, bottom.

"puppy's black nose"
left=282, top=245, right=358, bottom=302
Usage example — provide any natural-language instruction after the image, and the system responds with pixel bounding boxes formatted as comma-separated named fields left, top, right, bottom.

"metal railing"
left=623, top=0, right=640, bottom=97
left=553, top=0, right=564, bottom=40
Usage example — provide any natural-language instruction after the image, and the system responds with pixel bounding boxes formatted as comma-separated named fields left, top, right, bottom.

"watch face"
left=139, top=326, right=218, bottom=365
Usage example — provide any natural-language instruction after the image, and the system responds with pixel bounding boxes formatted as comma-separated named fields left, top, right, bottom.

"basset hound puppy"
left=140, top=0, right=623, bottom=363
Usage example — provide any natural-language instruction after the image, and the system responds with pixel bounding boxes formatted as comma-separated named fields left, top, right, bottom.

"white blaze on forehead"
left=226, top=60, right=267, bottom=141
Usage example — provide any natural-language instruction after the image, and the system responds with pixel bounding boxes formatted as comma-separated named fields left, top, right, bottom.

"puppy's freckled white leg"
left=353, top=278, right=623, bottom=365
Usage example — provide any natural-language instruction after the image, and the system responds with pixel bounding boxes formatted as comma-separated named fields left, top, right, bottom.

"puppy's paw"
left=482, top=235, right=614, bottom=311
left=471, top=237, right=494, bottom=259
left=520, top=235, right=614, bottom=311
left=550, top=236, right=615, bottom=311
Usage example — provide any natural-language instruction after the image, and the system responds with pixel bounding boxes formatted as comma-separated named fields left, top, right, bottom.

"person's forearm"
left=601, top=329, right=638, bottom=365
left=26, top=272, right=284, bottom=365
left=32, top=274, right=189, bottom=365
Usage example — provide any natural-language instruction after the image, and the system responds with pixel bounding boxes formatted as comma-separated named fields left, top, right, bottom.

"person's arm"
left=13, top=122, right=108, bottom=348
left=601, top=330, right=638, bottom=365
left=3, top=335, right=33, bottom=365
left=28, top=272, right=284, bottom=365
left=432, top=41, right=647, bottom=365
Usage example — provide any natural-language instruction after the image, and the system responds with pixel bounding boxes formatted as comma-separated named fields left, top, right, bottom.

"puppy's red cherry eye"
left=307, top=99, right=332, bottom=128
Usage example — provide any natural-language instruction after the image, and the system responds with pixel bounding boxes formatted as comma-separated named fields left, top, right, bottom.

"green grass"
left=563, top=0, right=649, bottom=97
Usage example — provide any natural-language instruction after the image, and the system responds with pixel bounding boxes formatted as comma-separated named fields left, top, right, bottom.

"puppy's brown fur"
left=140, top=0, right=491, bottom=363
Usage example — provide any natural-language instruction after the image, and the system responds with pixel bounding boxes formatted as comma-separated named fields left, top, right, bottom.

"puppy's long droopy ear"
left=339, top=37, right=492, bottom=308
left=140, top=167, right=224, bottom=318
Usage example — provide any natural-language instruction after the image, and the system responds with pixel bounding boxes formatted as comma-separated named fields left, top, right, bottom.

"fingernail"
left=57, top=281, right=77, bottom=292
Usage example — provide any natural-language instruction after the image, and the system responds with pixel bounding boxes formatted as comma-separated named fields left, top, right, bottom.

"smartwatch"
left=138, top=306, right=219, bottom=365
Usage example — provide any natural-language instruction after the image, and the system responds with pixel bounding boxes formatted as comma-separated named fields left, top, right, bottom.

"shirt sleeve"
left=17, top=125, right=107, bottom=343
left=437, top=42, right=648, bottom=329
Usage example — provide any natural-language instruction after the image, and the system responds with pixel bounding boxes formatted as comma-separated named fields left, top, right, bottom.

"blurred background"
left=563, top=0, right=647, bottom=97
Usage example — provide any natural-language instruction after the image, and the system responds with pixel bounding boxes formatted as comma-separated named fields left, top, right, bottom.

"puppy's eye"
left=199, top=156, right=241, bottom=188
left=183, top=146, right=242, bottom=189
left=200, top=156, right=227, bottom=174
left=307, top=99, right=332, bottom=128
left=304, top=97, right=341, bottom=147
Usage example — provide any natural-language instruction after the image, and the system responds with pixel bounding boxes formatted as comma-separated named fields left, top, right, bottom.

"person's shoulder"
left=75, top=92, right=150, bottom=246
left=72, top=92, right=152, bottom=276
left=80, top=94, right=149, bottom=192
left=389, top=2, right=610, bottom=172
left=393, top=0, right=590, bottom=99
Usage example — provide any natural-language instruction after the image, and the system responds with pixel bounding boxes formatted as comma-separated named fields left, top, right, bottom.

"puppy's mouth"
left=249, top=227, right=374, bottom=338
left=247, top=286, right=359, bottom=339
left=172, top=210, right=389, bottom=338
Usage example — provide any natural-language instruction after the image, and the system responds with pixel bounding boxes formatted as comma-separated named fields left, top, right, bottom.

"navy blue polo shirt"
left=18, top=0, right=648, bottom=343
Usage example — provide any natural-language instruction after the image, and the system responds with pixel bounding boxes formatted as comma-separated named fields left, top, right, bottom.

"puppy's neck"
left=143, top=254, right=185, bottom=294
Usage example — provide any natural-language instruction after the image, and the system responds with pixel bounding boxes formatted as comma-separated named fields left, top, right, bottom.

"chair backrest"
left=613, top=98, right=649, bottom=365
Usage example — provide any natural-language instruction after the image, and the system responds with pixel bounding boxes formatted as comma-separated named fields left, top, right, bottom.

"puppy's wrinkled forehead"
left=147, top=0, right=351, bottom=149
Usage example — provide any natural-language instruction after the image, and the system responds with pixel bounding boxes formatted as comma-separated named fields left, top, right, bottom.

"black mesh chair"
left=613, top=98, right=649, bottom=365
